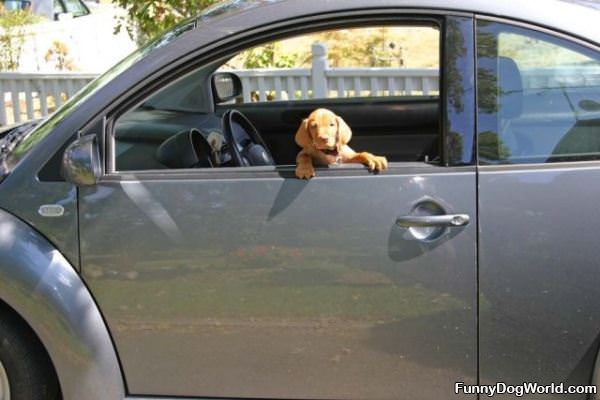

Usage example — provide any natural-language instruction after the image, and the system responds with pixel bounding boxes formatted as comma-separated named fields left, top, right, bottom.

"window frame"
left=54, top=0, right=90, bottom=18
left=475, top=15, right=600, bottom=167
left=100, top=10, right=477, bottom=181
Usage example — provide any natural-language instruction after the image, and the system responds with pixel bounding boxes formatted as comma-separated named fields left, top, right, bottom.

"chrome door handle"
left=395, top=214, right=470, bottom=228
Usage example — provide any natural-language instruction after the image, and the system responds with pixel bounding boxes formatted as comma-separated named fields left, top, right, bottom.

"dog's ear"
left=295, top=118, right=311, bottom=148
left=336, top=115, right=352, bottom=146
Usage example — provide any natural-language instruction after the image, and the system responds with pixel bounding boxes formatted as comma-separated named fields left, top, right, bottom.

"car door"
left=476, top=18, right=600, bottom=398
left=79, top=15, right=477, bottom=399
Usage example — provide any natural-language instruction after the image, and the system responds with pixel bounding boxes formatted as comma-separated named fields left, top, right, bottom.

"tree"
left=242, top=43, right=298, bottom=69
left=0, top=7, right=38, bottom=71
left=113, top=0, right=219, bottom=46
left=44, top=40, right=76, bottom=71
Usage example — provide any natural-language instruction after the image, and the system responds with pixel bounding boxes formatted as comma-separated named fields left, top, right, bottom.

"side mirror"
left=211, top=72, right=242, bottom=103
left=61, top=134, right=101, bottom=186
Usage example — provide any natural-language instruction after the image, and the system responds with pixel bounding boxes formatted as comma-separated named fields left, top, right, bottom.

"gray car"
left=1, top=0, right=600, bottom=399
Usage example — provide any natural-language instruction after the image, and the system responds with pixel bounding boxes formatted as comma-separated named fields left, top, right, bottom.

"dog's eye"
left=329, top=123, right=335, bottom=127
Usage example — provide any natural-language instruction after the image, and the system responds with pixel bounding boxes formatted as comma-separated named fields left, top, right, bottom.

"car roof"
left=197, top=0, right=600, bottom=46
left=558, top=0, right=600, bottom=10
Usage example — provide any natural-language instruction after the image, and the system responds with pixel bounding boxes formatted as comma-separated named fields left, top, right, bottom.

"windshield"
left=60, top=0, right=89, bottom=17
left=0, top=0, right=286, bottom=178
left=0, top=17, right=197, bottom=177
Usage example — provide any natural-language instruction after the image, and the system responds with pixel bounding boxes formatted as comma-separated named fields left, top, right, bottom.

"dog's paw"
left=366, top=155, right=388, bottom=172
left=295, top=164, right=315, bottom=179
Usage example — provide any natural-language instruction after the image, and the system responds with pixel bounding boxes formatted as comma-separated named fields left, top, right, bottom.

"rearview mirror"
left=211, top=72, right=242, bottom=103
left=61, top=134, right=101, bottom=186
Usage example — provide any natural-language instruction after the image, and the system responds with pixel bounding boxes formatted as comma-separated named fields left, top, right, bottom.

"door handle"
left=395, top=214, right=470, bottom=228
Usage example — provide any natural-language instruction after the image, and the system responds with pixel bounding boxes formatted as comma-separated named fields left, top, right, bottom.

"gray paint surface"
left=80, top=167, right=477, bottom=398
left=479, top=164, right=600, bottom=399
left=0, top=208, right=124, bottom=400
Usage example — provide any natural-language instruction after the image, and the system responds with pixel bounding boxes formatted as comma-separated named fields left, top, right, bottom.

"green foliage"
left=444, top=19, right=467, bottom=113
left=479, top=131, right=511, bottom=161
left=113, top=0, right=219, bottom=45
left=316, top=28, right=405, bottom=68
left=317, top=30, right=363, bottom=67
left=242, top=43, right=298, bottom=69
left=0, top=9, right=37, bottom=71
left=365, top=27, right=394, bottom=67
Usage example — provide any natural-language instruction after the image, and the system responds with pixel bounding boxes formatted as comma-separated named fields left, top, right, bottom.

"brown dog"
left=294, top=108, right=388, bottom=179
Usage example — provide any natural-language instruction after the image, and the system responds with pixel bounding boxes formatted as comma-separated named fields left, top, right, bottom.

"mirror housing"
left=61, top=134, right=101, bottom=186
left=211, top=72, right=242, bottom=103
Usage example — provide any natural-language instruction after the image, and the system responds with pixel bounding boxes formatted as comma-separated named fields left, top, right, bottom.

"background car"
left=0, top=0, right=599, bottom=399
left=1, top=0, right=90, bottom=19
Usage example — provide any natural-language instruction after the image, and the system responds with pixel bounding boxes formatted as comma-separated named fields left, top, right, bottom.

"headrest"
left=478, top=56, right=523, bottom=119
left=156, top=128, right=213, bottom=169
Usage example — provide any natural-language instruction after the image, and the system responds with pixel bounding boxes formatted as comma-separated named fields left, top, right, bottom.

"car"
left=0, top=0, right=599, bottom=399
left=1, top=0, right=90, bottom=19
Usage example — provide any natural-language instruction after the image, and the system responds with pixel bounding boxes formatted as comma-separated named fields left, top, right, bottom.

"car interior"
left=112, top=24, right=442, bottom=172
left=479, top=55, right=600, bottom=164
left=477, top=28, right=600, bottom=164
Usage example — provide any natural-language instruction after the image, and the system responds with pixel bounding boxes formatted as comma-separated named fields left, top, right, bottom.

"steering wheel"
left=222, top=109, right=275, bottom=166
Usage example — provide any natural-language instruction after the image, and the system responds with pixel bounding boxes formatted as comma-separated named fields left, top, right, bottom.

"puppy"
left=294, top=108, right=388, bottom=179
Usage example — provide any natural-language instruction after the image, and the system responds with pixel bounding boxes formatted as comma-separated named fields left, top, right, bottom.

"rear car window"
left=476, top=20, right=600, bottom=164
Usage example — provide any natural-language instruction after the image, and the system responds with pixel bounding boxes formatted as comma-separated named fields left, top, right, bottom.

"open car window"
left=219, top=26, right=440, bottom=102
left=113, top=23, right=442, bottom=172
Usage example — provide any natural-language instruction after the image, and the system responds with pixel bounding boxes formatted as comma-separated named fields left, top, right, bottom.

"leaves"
left=112, top=0, right=219, bottom=45
left=44, top=40, right=76, bottom=71
left=242, top=43, right=299, bottom=69
left=0, top=8, right=38, bottom=71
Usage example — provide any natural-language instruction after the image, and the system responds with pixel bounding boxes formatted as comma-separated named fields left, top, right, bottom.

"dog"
left=294, top=108, right=388, bottom=179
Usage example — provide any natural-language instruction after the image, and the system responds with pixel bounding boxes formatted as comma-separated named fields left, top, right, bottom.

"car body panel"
left=77, top=10, right=478, bottom=397
left=0, top=130, right=80, bottom=266
left=80, top=167, right=477, bottom=398
left=479, top=164, right=600, bottom=398
left=475, top=15, right=600, bottom=399
left=0, top=208, right=124, bottom=400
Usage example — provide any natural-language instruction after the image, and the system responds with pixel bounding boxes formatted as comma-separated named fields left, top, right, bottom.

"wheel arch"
left=0, top=299, right=61, bottom=398
left=0, top=208, right=124, bottom=400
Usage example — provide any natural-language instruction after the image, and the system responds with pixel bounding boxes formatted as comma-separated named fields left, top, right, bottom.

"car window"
left=62, top=0, right=87, bottom=16
left=476, top=20, right=600, bottom=164
left=53, top=0, right=88, bottom=17
left=219, top=26, right=440, bottom=102
left=113, top=23, right=442, bottom=171
left=52, top=0, right=62, bottom=15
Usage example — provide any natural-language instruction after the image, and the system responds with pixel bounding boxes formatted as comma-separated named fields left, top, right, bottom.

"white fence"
left=1, top=42, right=599, bottom=126
left=0, top=43, right=440, bottom=125
left=235, top=68, right=439, bottom=102
left=231, top=43, right=439, bottom=102
left=0, top=73, right=95, bottom=126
